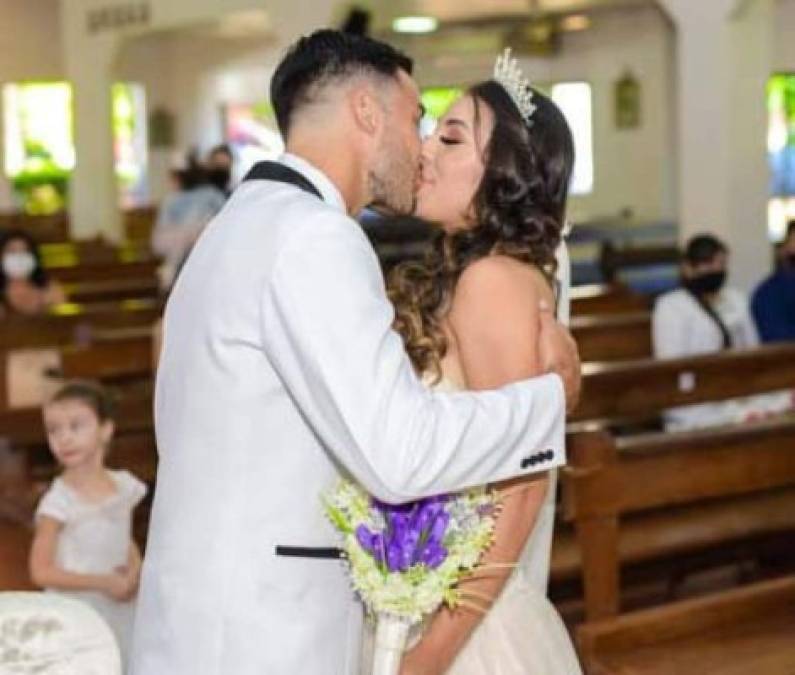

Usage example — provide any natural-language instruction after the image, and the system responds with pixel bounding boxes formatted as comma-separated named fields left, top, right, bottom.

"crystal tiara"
left=493, top=48, right=537, bottom=123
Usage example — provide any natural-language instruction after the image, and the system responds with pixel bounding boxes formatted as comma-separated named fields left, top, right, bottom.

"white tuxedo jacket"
left=130, top=154, right=566, bottom=675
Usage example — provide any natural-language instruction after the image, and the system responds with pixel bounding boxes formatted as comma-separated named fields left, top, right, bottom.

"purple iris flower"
left=357, top=495, right=452, bottom=572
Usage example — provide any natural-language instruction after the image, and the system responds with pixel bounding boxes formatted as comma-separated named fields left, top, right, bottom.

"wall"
left=411, top=4, right=678, bottom=225
left=4, top=0, right=791, bottom=236
left=773, top=0, right=795, bottom=69
left=116, top=29, right=280, bottom=200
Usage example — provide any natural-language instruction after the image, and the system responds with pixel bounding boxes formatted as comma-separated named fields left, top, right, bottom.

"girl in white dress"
left=386, top=63, right=582, bottom=674
left=29, top=380, right=147, bottom=667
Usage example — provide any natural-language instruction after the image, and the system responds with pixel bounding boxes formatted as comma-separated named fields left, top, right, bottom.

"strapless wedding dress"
left=431, top=376, right=582, bottom=675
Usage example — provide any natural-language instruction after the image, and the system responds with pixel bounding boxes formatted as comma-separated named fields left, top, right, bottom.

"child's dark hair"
left=48, top=380, right=116, bottom=422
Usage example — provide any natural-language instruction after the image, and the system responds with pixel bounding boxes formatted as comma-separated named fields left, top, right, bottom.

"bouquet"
left=324, top=481, right=500, bottom=675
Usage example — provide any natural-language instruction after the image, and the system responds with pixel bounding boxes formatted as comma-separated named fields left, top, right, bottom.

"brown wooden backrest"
left=0, top=212, right=69, bottom=244
left=571, top=342, right=795, bottom=424
left=59, top=331, right=153, bottom=384
left=1, top=208, right=156, bottom=246
left=571, top=312, right=652, bottom=363
left=570, top=284, right=651, bottom=316
left=0, top=394, right=153, bottom=449
left=599, top=243, right=680, bottom=283
left=562, top=418, right=795, bottom=620
left=0, top=300, right=161, bottom=351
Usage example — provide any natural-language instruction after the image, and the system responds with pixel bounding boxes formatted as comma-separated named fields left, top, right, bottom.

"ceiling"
left=371, top=0, right=656, bottom=29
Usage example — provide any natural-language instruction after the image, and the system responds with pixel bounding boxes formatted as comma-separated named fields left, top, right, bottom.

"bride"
left=387, top=54, right=582, bottom=675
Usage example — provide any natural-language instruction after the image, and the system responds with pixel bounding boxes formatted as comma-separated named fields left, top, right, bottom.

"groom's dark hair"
left=270, top=29, right=413, bottom=137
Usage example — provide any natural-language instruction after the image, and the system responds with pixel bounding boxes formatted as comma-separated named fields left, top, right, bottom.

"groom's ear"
left=348, top=82, right=384, bottom=137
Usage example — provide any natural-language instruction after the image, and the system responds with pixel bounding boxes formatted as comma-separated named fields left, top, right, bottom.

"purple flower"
left=358, top=495, right=452, bottom=572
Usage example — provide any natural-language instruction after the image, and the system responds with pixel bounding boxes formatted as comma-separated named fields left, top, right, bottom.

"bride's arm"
left=400, top=256, right=554, bottom=675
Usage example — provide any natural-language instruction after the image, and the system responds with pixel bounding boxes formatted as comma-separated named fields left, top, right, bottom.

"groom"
left=130, top=30, right=580, bottom=675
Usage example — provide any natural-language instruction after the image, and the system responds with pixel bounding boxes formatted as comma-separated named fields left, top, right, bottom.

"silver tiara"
left=493, top=48, right=537, bottom=123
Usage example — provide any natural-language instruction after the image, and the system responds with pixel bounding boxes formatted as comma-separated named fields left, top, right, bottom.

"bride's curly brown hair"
left=388, top=80, right=575, bottom=382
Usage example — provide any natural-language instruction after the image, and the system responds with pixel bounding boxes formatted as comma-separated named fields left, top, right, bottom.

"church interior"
left=0, top=0, right=794, bottom=672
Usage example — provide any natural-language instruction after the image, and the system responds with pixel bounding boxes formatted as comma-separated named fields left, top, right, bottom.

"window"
left=767, top=74, right=795, bottom=241
left=3, top=81, right=148, bottom=213
left=550, top=81, right=594, bottom=196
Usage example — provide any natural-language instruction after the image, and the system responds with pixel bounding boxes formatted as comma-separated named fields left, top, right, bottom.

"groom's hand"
left=538, top=302, right=581, bottom=413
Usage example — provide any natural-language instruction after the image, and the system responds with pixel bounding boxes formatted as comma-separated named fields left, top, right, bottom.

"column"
left=658, top=0, right=773, bottom=291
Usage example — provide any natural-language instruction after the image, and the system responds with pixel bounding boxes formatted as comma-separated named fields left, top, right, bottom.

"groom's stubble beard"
left=367, top=133, right=419, bottom=217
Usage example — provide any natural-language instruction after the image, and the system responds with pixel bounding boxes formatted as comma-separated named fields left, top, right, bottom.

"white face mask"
left=3, top=252, right=36, bottom=279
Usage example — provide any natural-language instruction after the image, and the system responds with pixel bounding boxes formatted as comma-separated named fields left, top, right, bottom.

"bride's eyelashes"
left=440, top=137, right=463, bottom=146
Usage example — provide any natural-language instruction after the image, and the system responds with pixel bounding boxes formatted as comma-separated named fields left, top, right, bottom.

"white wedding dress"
left=362, top=241, right=582, bottom=674
left=440, top=240, right=581, bottom=674
left=423, top=377, right=583, bottom=675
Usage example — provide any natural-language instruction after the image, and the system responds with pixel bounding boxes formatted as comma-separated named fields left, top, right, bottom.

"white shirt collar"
left=279, top=152, right=346, bottom=213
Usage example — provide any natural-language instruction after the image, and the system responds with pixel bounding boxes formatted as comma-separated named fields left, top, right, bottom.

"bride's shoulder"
left=450, top=255, right=554, bottom=327
left=455, top=255, right=552, bottom=307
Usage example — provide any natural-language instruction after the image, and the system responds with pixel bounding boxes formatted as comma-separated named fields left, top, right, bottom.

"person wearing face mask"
left=752, top=220, right=795, bottom=342
left=206, top=144, right=234, bottom=198
left=652, top=234, right=759, bottom=430
left=0, top=229, right=65, bottom=318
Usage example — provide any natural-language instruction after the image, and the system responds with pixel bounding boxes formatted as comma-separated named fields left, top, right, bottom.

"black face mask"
left=684, top=270, right=726, bottom=296
left=208, top=168, right=231, bottom=193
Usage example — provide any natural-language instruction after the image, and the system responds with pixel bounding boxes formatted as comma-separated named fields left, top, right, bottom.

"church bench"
left=570, top=284, right=651, bottom=317
left=46, top=259, right=159, bottom=284
left=61, top=277, right=160, bottom=304
left=0, top=212, right=69, bottom=244
left=0, top=520, right=34, bottom=591
left=549, top=486, right=795, bottom=585
left=36, top=239, right=159, bottom=285
left=576, top=574, right=795, bottom=675
left=57, top=331, right=154, bottom=386
left=0, top=208, right=157, bottom=247
left=569, top=342, right=795, bottom=425
left=122, top=206, right=158, bottom=244
left=0, top=299, right=161, bottom=351
left=551, top=347, right=795, bottom=615
left=562, top=416, right=795, bottom=628
left=571, top=312, right=652, bottom=362
left=0, top=395, right=154, bottom=449
left=599, top=242, right=680, bottom=284
left=0, top=302, right=160, bottom=409
left=38, top=240, right=153, bottom=266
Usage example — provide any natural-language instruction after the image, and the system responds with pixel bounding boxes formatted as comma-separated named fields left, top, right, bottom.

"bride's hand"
left=400, top=648, right=444, bottom=675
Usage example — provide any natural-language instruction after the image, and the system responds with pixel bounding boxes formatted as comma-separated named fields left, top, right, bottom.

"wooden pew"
left=570, top=284, right=651, bottom=317
left=0, top=520, right=34, bottom=590
left=123, top=206, right=157, bottom=244
left=58, top=331, right=153, bottom=386
left=599, top=242, right=680, bottom=284
left=0, top=302, right=160, bottom=410
left=0, top=212, right=69, bottom=244
left=1, top=208, right=157, bottom=247
left=550, top=344, right=795, bottom=595
left=0, top=300, right=161, bottom=352
left=563, top=419, right=795, bottom=673
left=570, top=342, right=795, bottom=426
left=576, top=575, right=795, bottom=675
left=571, top=312, right=652, bottom=363
left=61, top=277, right=160, bottom=304
left=0, top=395, right=153, bottom=450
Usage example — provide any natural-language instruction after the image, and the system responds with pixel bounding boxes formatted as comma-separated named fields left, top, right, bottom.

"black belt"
left=275, top=545, right=344, bottom=560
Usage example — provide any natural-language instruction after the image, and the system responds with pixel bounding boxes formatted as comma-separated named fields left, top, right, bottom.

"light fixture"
left=392, top=16, right=439, bottom=34
left=560, top=14, right=591, bottom=32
